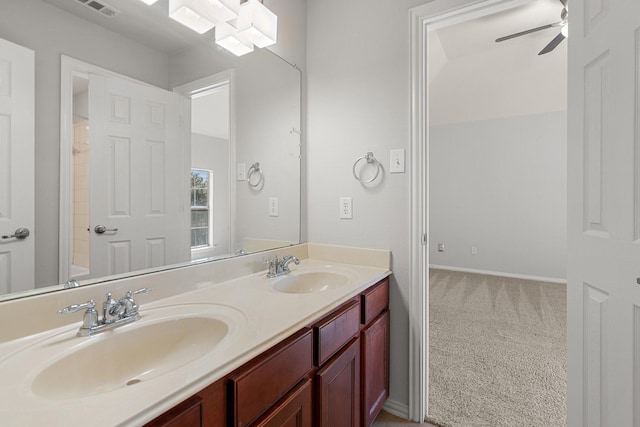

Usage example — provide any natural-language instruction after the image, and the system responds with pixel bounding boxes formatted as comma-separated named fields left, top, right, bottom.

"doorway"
left=174, top=70, right=236, bottom=261
left=409, top=0, right=567, bottom=422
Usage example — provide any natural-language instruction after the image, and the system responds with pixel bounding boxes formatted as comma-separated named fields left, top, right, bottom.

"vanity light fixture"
left=169, top=0, right=241, bottom=34
left=169, top=1, right=216, bottom=34
left=215, top=20, right=254, bottom=56
left=236, top=0, right=277, bottom=48
left=164, top=0, right=278, bottom=56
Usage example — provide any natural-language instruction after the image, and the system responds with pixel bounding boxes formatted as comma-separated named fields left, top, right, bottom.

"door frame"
left=173, top=70, right=237, bottom=260
left=58, top=56, right=165, bottom=284
left=408, top=0, right=534, bottom=421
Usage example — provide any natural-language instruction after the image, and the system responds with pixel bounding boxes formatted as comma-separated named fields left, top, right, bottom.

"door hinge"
left=422, top=233, right=427, bottom=245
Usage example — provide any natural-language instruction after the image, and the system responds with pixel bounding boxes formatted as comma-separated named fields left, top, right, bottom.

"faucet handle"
left=58, top=300, right=96, bottom=314
left=129, top=287, right=153, bottom=296
left=120, top=288, right=152, bottom=318
left=58, top=300, right=99, bottom=330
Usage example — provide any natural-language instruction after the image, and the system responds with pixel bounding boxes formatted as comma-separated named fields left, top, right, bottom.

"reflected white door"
left=0, top=38, right=34, bottom=293
left=567, top=0, right=640, bottom=425
left=88, top=74, right=189, bottom=278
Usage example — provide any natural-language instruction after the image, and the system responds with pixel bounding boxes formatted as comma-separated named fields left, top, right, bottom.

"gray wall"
left=429, top=112, right=567, bottom=280
left=306, top=0, right=426, bottom=411
left=0, top=0, right=170, bottom=287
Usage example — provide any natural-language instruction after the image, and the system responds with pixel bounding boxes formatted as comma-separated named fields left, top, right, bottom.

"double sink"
left=4, top=263, right=357, bottom=402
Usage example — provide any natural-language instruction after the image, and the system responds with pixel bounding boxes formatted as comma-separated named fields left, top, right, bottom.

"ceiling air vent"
left=74, top=0, right=121, bottom=19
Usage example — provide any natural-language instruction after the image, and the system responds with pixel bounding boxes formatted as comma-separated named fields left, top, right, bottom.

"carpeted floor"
left=427, top=269, right=566, bottom=427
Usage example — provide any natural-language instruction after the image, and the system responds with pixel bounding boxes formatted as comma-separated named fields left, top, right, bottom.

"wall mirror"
left=0, top=0, right=301, bottom=302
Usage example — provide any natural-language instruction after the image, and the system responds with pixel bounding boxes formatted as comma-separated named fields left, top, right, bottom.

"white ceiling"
left=435, top=0, right=565, bottom=60
left=41, top=0, right=567, bottom=58
left=40, top=0, right=208, bottom=53
left=428, top=0, right=568, bottom=126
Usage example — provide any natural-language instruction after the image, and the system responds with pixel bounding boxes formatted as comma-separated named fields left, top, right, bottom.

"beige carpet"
left=427, top=269, right=566, bottom=427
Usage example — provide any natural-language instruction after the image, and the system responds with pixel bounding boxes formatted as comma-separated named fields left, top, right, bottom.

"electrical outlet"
left=339, top=197, right=352, bottom=219
left=437, top=243, right=445, bottom=252
left=471, top=245, right=478, bottom=255
left=269, top=197, right=279, bottom=217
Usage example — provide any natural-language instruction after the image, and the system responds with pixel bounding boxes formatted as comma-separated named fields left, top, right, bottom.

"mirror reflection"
left=0, top=0, right=301, bottom=302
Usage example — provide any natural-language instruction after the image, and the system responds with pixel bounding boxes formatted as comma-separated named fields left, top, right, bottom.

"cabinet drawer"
left=314, top=299, right=360, bottom=366
left=361, top=278, right=389, bottom=325
left=229, top=328, right=313, bottom=427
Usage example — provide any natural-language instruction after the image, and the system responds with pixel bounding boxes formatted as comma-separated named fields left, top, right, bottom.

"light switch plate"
left=390, top=149, right=405, bottom=173
left=237, top=163, right=246, bottom=181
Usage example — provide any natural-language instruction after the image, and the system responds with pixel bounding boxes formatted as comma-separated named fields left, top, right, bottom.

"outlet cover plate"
left=269, top=197, right=279, bottom=217
left=340, top=197, right=352, bottom=219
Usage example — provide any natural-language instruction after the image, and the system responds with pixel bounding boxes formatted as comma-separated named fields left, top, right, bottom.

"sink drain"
left=126, top=379, right=142, bottom=386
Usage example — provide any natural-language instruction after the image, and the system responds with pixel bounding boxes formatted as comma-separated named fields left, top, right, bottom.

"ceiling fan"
left=495, top=0, right=568, bottom=55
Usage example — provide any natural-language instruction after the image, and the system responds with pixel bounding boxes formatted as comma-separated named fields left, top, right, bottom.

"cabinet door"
left=315, top=337, right=360, bottom=427
left=254, top=379, right=313, bottom=427
left=144, top=395, right=202, bottom=427
left=361, top=310, right=390, bottom=427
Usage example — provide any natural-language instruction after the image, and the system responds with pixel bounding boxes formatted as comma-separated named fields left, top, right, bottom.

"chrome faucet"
left=59, top=288, right=152, bottom=337
left=266, top=255, right=300, bottom=278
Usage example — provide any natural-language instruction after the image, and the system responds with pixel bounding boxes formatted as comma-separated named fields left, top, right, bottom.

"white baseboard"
left=382, top=398, right=410, bottom=420
left=429, top=264, right=566, bottom=284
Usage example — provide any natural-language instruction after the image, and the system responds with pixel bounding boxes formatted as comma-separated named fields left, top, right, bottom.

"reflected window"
left=190, top=169, right=212, bottom=248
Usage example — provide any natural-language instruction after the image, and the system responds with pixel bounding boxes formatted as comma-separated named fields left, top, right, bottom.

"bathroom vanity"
left=0, top=244, right=390, bottom=426
left=145, top=277, right=389, bottom=427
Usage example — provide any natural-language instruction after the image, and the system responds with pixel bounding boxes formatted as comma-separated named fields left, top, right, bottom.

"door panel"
left=89, top=74, right=189, bottom=278
left=0, top=37, right=34, bottom=293
left=568, top=0, right=640, bottom=426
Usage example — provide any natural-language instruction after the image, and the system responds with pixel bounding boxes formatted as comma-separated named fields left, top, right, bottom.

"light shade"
left=138, top=0, right=159, bottom=4
left=169, top=1, right=216, bottom=34
left=169, top=0, right=241, bottom=34
left=561, top=23, right=569, bottom=37
left=215, top=21, right=254, bottom=56
left=237, top=0, right=277, bottom=48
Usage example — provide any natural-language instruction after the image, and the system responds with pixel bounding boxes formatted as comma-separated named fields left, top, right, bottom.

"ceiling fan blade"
left=538, top=32, right=566, bottom=55
left=495, top=22, right=559, bottom=43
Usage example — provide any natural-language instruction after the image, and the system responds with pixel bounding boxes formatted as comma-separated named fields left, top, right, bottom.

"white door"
left=567, top=0, right=640, bottom=426
left=89, top=74, right=189, bottom=278
left=0, top=38, right=34, bottom=294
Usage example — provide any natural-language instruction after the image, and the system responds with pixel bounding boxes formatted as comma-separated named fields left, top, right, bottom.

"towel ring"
left=247, top=162, right=263, bottom=188
left=352, top=152, right=381, bottom=183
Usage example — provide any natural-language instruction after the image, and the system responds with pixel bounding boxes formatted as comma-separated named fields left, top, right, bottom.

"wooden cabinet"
left=315, top=337, right=360, bottom=427
left=143, top=378, right=225, bottom=427
left=254, top=379, right=313, bottom=427
left=144, top=277, right=390, bottom=427
left=360, top=278, right=390, bottom=427
left=229, top=329, right=313, bottom=427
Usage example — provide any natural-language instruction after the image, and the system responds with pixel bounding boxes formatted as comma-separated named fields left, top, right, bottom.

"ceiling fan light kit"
left=495, top=0, right=568, bottom=55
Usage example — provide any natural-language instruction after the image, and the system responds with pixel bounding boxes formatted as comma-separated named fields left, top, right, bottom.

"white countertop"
left=0, top=256, right=390, bottom=426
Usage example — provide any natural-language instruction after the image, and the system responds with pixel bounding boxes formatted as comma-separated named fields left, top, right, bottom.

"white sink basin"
left=21, top=304, right=245, bottom=400
left=270, top=267, right=357, bottom=294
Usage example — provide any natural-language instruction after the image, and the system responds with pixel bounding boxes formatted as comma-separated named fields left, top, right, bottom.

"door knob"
left=94, top=225, right=119, bottom=234
left=1, top=227, right=30, bottom=239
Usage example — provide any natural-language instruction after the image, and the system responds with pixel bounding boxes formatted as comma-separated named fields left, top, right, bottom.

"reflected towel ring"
left=352, top=152, right=381, bottom=183
left=247, top=162, right=263, bottom=187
